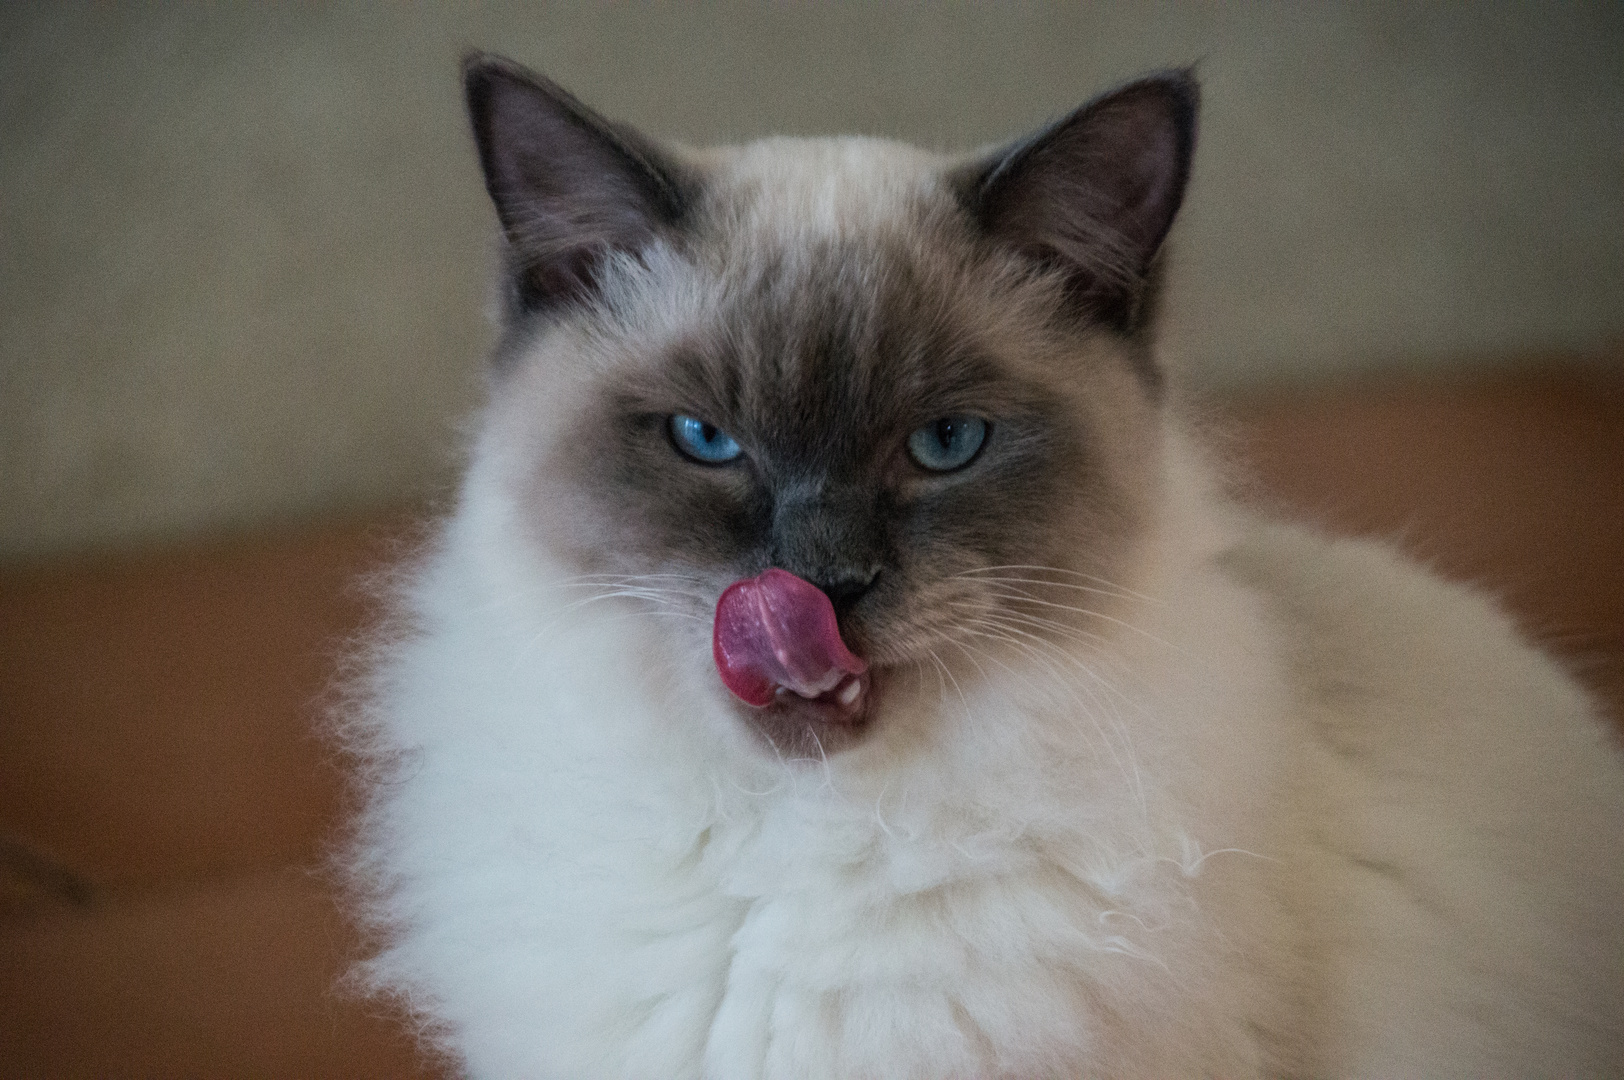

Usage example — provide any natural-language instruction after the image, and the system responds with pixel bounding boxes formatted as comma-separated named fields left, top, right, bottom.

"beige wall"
left=3, top=3, right=1621, bottom=561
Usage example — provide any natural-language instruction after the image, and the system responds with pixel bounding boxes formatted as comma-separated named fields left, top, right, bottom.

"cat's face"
left=465, top=57, right=1195, bottom=754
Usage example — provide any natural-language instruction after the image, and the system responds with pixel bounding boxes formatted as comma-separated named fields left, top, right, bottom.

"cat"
left=339, top=52, right=1624, bottom=1079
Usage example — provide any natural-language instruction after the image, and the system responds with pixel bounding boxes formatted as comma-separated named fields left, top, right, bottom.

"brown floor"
left=2, top=369, right=1622, bottom=1078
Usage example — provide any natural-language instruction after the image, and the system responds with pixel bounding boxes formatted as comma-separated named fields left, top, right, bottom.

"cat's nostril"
left=814, top=569, right=880, bottom=611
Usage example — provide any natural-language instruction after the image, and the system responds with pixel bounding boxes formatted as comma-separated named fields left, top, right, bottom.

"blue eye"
left=907, top=416, right=988, bottom=472
left=669, top=414, right=743, bottom=464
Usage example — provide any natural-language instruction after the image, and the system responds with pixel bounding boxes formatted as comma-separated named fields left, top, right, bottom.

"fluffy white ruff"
left=344, top=436, right=1624, bottom=1078
left=344, top=434, right=1304, bottom=1078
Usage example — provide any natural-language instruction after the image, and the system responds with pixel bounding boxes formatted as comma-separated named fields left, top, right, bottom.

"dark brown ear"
left=463, top=53, right=695, bottom=316
left=956, top=70, right=1198, bottom=334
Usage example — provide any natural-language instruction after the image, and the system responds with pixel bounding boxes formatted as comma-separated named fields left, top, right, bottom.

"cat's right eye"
left=669, top=414, right=743, bottom=464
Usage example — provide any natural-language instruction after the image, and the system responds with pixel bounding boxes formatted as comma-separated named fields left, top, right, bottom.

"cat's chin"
left=736, top=669, right=879, bottom=757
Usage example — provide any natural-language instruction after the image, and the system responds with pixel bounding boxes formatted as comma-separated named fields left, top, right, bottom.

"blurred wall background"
left=2, top=2, right=1621, bottom=562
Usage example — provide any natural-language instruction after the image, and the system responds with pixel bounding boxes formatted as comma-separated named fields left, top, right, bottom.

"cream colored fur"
left=344, top=135, right=1624, bottom=1078
left=348, top=426, right=1623, bottom=1078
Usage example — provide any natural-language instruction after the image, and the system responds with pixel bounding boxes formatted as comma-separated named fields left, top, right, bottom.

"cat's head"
left=462, top=54, right=1196, bottom=755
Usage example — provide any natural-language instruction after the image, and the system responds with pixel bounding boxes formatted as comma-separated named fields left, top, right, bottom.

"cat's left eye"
left=907, top=416, right=988, bottom=472
left=669, top=414, right=743, bottom=464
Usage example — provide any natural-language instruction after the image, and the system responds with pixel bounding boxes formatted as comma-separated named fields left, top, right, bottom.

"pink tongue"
left=713, top=569, right=868, bottom=707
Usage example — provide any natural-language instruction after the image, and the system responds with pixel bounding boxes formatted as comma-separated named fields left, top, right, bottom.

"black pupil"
left=935, top=419, right=960, bottom=449
left=699, top=421, right=718, bottom=444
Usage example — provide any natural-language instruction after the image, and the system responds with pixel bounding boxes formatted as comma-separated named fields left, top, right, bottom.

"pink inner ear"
left=713, top=569, right=868, bottom=707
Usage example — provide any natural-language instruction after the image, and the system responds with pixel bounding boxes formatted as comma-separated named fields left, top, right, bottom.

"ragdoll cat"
left=342, top=53, right=1624, bottom=1079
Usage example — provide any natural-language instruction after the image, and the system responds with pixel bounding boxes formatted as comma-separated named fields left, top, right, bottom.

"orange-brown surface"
left=3, top=371, right=1621, bottom=1078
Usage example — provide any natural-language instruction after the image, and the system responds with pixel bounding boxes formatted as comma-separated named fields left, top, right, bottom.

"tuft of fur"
left=338, top=57, right=1624, bottom=1079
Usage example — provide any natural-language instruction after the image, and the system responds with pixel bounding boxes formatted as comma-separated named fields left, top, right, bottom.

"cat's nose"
left=810, top=569, right=880, bottom=614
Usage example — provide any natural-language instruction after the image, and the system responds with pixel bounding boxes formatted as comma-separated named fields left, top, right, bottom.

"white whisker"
left=954, top=564, right=1163, bottom=605
left=945, top=599, right=1115, bottom=650
left=974, top=590, right=1181, bottom=653
left=926, top=646, right=975, bottom=736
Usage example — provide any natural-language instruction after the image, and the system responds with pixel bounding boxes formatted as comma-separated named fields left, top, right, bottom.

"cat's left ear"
left=955, top=70, right=1198, bottom=335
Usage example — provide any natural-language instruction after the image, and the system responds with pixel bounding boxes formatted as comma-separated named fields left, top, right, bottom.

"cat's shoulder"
left=1214, top=513, right=1623, bottom=803
left=1216, top=516, right=1563, bottom=696
left=1208, top=517, right=1624, bottom=1075
left=1218, top=515, right=1564, bottom=693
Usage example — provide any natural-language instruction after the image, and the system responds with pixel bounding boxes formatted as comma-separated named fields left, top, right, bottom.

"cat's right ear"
left=463, top=53, right=694, bottom=316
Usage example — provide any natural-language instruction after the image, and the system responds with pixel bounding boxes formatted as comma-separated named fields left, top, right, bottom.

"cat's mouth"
left=743, top=671, right=882, bottom=757
left=713, top=569, right=876, bottom=746
left=767, top=668, right=872, bottom=719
